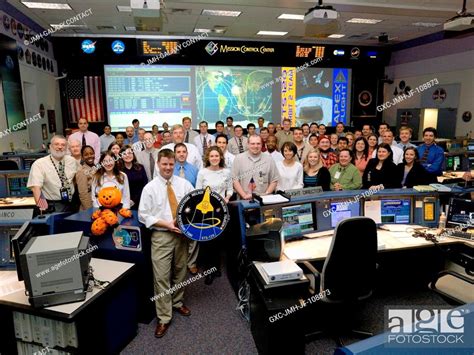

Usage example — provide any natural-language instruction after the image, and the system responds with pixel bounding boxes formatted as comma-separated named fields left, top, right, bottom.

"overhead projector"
left=304, top=5, right=339, bottom=25
left=443, top=16, right=474, bottom=31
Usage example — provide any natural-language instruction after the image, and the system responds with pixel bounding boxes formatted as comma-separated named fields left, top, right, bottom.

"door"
left=436, top=108, right=457, bottom=139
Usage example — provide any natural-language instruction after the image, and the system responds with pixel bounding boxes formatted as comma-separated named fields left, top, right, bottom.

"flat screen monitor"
left=281, top=203, right=314, bottom=240
left=7, top=174, right=31, bottom=196
left=445, top=155, right=463, bottom=172
left=23, top=158, right=36, bottom=170
left=380, top=198, right=411, bottom=224
left=329, top=201, right=361, bottom=228
left=447, top=198, right=474, bottom=228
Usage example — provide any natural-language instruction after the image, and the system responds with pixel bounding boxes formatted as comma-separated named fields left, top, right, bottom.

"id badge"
left=334, top=171, right=341, bottom=180
left=60, top=187, right=70, bottom=202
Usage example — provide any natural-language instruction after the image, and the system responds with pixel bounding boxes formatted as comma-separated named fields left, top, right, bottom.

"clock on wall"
left=462, top=111, right=472, bottom=123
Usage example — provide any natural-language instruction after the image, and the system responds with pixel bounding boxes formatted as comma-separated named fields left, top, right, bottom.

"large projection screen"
left=104, top=65, right=351, bottom=130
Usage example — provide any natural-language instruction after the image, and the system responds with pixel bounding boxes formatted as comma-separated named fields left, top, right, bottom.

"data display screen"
left=281, top=203, right=314, bottom=240
left=104, top=65, right=351, bottom=130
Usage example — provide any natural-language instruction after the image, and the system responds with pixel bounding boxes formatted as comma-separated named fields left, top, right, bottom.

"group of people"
left=27, top=115, right=455, bottom=339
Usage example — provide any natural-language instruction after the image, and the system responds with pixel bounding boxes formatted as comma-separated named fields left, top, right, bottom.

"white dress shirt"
left=161, top=143, right=203, bottom=170
left=69, top=130, right=101, bottom=163
left=196, top=168, right=233, bottom=199
left=264, top=150, right=284, bottom=164
left=138, top=174, right=194, bottom=230
left=224, top=151, right=235, bottom=170
left=91, top=172, right=131, bottom=209
left=275, top=161, right=304, bottom=191
left=194, top=134, right=216, bottom=156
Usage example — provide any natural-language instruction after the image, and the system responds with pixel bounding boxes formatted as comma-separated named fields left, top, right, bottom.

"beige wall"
left=382, top=38, right=474, bottom=138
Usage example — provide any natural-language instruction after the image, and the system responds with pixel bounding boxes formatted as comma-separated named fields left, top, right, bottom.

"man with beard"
left=264, top=135, right=283, bottom=163
left=318, top=136, right=338, bottom=169
left=28, top=135, right=78, bottom=212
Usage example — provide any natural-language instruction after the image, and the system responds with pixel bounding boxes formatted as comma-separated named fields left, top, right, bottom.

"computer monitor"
left=445, top=155, right=463, bottom=172
left=381, top=198, right=411, bottom=223
left=281, top=203, right=315, bottom=240
left=364, top=197, right=412, bottom=224
left=23, top=158, right=36, bottom=170
left=329, top=200, right=361, bottom=228
left=447, top=198, right=474, bottom=228
left=7, top=174, right=32, bottom=196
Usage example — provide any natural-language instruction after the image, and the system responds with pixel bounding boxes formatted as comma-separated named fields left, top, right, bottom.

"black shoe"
left=204, top=274, right=215, bottom=285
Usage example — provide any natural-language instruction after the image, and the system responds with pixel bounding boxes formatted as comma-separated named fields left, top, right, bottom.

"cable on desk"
left=87, top=266, right=110, bottom=292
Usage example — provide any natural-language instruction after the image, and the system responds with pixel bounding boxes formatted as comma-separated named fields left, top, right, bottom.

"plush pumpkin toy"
left=90, top=187, right=132, bottom=236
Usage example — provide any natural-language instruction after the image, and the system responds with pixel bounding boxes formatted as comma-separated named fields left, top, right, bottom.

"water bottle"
left=438, top=212, right=447, bottom=229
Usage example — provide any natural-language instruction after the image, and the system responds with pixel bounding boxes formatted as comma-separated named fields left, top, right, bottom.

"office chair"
left=0, top=160, right=19, bottom=170
left=302, top=217, right=378, bottom=347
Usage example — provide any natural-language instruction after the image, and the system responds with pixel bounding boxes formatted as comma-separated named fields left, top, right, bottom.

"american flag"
left=37, top=193, right=48, bottom=211
left=248, top=177, right=256, bottom=193
left=67, top=76, right=104, bottom=123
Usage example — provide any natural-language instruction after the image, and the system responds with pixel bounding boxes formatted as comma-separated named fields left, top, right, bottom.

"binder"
left=13, top=311, right=22, bottom=339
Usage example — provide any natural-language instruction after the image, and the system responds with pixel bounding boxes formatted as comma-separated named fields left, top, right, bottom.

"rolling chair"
left=0, top=160, right=19, bottom=170
left=302, top=217, right=378, bottom=347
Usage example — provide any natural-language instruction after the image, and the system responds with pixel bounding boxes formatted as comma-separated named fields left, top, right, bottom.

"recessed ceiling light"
left=117, top=5, right=132, bottom=12
left=213, top=26, right=227, bottom=33
left=328, top=34, right=345, bottom=38
left=346, top=18, right=382, bottom=24
left=201, top=9, right=241, bottom=17
left=125, top=26, right=136, bottom=31
left=51, top=24, right=87, bottom=29
left=22, top=2, right=71, bottom=10
left=194, top=28, right=212, bottom=33
left=257, top=30, right=288, bottom=36
left=278, top=14, right=304, bottom=20
left=412, top=22, right=441, bottom=27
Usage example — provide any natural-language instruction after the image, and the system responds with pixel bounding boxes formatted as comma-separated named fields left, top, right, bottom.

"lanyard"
left=50, top=156, right=67, bottom=188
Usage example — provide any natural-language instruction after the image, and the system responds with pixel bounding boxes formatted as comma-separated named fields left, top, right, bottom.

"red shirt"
left=320, top=152, right=338, bottom=169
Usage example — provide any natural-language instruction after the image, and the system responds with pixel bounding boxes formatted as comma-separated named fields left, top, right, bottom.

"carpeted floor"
left=121, top=268, right=452, bottom=355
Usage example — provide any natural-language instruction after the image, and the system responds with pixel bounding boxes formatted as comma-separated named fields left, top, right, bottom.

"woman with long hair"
left=303, top=148, right=330, bottom=191
left=108, top=142, right=122, bottom=159
left=353, top=137, right=370, bottom=176
left=196, top=146, right=233, bottom=285
left=345, top=132, right=355, bottom=150
left=91, top=151, right=130, bottom=208
left=276, top=142, right=304, bottom=191
left=75, top=145, right=96, bottom=210
left=119, top=145, right=148, bottom=209
left=362, top=143, right=400, bottom=189
left=367, top=134, right=378, bottom=157
left=396, top=147, right=436, bottom=188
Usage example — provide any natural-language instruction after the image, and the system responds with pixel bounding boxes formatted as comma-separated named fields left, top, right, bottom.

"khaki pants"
left=151, top=230, right=189, bottom=324
left=188, top=240, right=199, bottom=268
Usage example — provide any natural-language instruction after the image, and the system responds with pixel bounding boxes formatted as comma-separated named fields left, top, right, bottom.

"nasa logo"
left=177, top=187, right=230, bottom=242
left=81, top=39, right=96, bottom=54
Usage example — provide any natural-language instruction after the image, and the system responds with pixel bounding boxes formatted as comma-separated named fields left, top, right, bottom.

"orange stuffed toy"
left=90, top=187, right=132, bottom=236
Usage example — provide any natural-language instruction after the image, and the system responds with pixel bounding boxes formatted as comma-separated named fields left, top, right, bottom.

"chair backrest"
left=0, top=160, right=19, bottom=170
left=321, top=217, right=377, bottom=302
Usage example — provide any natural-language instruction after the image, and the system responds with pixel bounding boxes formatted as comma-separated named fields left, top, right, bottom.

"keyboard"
left=447, top=230, right=473, bottom=241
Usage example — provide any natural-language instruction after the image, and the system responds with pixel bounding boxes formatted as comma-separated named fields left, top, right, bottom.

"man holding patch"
left=138, top=149, right=194, bottom=338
